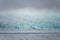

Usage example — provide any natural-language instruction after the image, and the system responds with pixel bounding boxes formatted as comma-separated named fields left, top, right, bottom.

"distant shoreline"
left=0, top=30, right=60, bottom=34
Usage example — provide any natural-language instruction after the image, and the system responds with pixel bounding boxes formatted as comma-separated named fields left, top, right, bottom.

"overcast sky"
left=0, top=0, right=60, bottom=10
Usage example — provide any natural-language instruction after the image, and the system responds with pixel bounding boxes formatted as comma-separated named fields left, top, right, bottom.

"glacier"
left=0, top=8, right=60, bottom=31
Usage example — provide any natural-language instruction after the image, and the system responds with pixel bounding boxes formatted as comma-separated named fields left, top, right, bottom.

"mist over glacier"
left=0, top=8, right=60, bottom=30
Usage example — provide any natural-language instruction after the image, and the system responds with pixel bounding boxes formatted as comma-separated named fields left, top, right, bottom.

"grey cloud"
left=0, top=0, right=60, bottom=10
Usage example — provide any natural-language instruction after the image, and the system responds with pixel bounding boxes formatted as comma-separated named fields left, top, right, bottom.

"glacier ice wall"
left=0, top=8, right=60, bottom=30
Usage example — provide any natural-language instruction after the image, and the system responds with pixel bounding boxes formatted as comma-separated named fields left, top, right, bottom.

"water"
left=0, top=9, right=60, bottom=31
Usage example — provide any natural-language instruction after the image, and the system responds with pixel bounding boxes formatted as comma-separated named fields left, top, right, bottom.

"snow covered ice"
left=0, top=8, right=60, bottom=31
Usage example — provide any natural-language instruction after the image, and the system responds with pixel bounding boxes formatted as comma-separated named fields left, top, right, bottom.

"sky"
left=0, top=0, right=60, bottom=11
